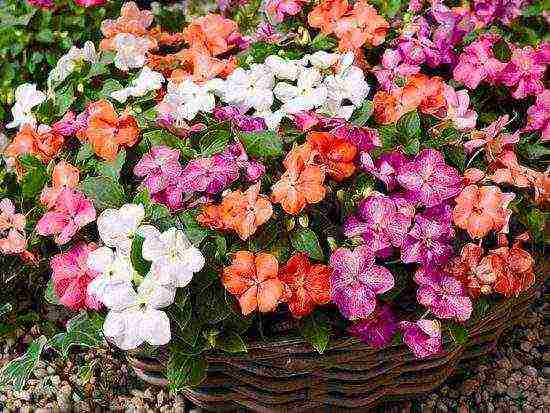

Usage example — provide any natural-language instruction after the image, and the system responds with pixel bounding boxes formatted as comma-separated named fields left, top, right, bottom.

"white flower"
left=96, top=204, right=146, bottom=255
left=102, top=276, right=175, bottom=350
left=273, top=67, right=328, bottom=114
left=142, top=227, right=205, bottom=287
left=221, top=64, right=274, bottom=111
left=112, top=33, right=154, bottom=71
left=87, top=246, right=136, bottom=310
left=157, top=78, right=216, bottom=122
left=307, top=51, right=340, bottom=69
left=264, top=55, right=305, bottom=81
left=48, top=41, right=98, bottom=86
left=111, top=67, right=165, bottom=103
left=6, top=84, right=47, bottom=129
left=254, top=109, right=285, bottom=131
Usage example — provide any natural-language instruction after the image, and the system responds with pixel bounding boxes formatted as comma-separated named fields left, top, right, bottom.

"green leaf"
left=80, top=176, right=126, bottom=210
left=166, top=352, right=208, bottom=391
left=239, top=130, right=283, bottom=158
left=301, top=312, right=331, bottom=354
left=447, top=322, right=469, bottom=345
left=0, top=336, right=47, bottom=391
left=99, top=79, right=123, bottom=99
left=76, top=143, right=94, bottom=164
left=36, top=29, right=54, bottom=44
left=141, top=129, right=196, bottom=158
left=130, top=235, right=151, bottom=277
left=44, top=279, right=60, bottom=305
left=350, top=101, right=374, bottom=126
left=290, top=228, right=324, bottom=261
left=397, top=110, right=421, bottom=140
left=311, top=33, right=337, bottom=51
left=96, top=150, right=126, bottom=180
left=215, top=332, right=247, bottom=353
left=21, top=164, right=48, bottom=200
left=176, top=209, right=211, bottom=246
left=492, top=39, right=512, bottom=62
left=55, top=312, right=105, bottom=358
left=54, top=84, right=75, bottom=117
left=199, top=129, right=230, bottom=156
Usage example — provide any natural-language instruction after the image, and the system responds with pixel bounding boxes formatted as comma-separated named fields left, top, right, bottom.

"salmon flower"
left=308, top=0, right=349, bottom=35
left=222, top=251, right=285, bottom=315
left=464, top=115, right=519, bottom=160
left=100, top=1, right=154, bottom=49
left=446, top=243, right=497, bottom=297
left=4, top=124, right=64, bottom=163
left=40, top=161, right=80, bottom=208
left=452, top=185, right=515, bottom=239
left=306, top=131, right=357, bottom=181
left=81, top=100, right=140, bottom=161
left=0, top=199, right=27, bottom=255
left=198, top=182, right=273, bottom=240
left=183, top=14, right=239, bottom=57
left=271, top=143, right=326, bottom=215
left=278, top=252, right=331, bottom=318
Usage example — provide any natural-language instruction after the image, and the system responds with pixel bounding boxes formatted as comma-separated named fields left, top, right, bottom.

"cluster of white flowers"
left=86, top=203, right=205, bottom=350
left=6, top=83, right=47, bottom=130
left=156, top=51, right=370, bottom=130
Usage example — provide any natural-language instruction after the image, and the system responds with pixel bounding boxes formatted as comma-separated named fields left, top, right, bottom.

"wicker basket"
left=127, top=283, right=539, bottom=412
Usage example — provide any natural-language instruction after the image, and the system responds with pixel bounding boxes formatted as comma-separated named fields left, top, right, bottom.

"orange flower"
left=222, top=251, right=285, bottom=315
left=198, top=182, right=273, bottom=240
left=446, top=243, right=497, bottom=297
left=452, top=185, right=515, bottom=239
left=306, top=131, right=357, bottom=181
left=4, top=124, right=64, bottom=163
left=334, top=0, right=389, bottom=51
left=183, top=14, right=238, bottom=57
left=271, top=143, right=326, bottom=215
left=82, top=100, right=140, bottom=161
left=278, top=252, right=331, bottom=318
left=40, top=161, right=80, bottom=208
left=485, top=236, right=535, bottom=298
left=100, top=1, right=155, bottom=50
left=308, top=0, right=349, bottom=34
left=373, top=91, right=403, bottom=124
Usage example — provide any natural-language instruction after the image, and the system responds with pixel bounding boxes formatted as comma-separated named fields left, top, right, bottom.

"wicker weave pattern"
left=128, top=286, right=538, bottom=412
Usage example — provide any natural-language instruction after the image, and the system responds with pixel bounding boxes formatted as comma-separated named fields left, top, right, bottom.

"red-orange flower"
left=306, top=131, right=357, bottom=181
left=183, top=14, right=238, bottom=57
left=452, top=185, right=515, bottom=239
left=222, top=251, right=285, bottom=315
left=81, top=100, right=140, bottom=161
left=198, top=182, right=273, bottom=240
left=271, top=143, right=326, bottom=215
left=278, top=252, right=331, bottom=318
left=446, top=243, right=497, bottom=297
left=4, top=124, right=64, bottom=163
left=308, top=0, right=349, bottom=35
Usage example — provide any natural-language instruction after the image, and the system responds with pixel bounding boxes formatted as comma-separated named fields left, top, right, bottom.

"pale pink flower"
left=0, top=199, right=27, bottom=255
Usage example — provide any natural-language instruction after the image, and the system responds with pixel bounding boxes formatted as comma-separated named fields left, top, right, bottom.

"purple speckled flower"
left=343, top=194, right=414, bottom=254
left=401, top=205, right=454, bottom=267
left=396, top=149, right=461, bottom=207
left=473, top=0, right=531, bottom=26
left=499, top=45, right=547, bottom=99
left=415, top=267, right=473, bottom=322
left=360, top=151, right=407, bottom=191
left=220, top=142, right=266, bottom=182
left=332, top=125, right=382, bottom=152
left=348, top=304, right=398, bottom=348
left=330, top=245, right=394, bottom=320
left=399, top=319, right=442, bottom=359
left=177, top=155, right=240, bottom=194
left=134, top=146, right=182, bottom=194
left=373, top=49, right=420, bottom=92
left=524, top=89, right=550, bottom=142
left=213, top=106, right=267, bottom=132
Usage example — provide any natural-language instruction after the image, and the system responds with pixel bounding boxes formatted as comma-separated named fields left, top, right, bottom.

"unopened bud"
left=286, top=217, right=295, bottom=231
left=298, top=215, right=308, bottom=228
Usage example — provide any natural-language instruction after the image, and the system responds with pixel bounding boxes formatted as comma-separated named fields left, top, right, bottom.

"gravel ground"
left=1, top=286, right=547, bottom=412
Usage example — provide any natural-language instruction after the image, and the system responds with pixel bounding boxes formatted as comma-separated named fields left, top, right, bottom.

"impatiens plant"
left=0, top=0, right=547, bottom=393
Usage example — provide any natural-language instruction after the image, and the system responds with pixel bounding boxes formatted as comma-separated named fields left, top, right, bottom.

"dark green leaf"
left=311, top=33, right=338, bottom=51
left=130, top=235, right=151, bottom=277
left=36, top=29, right=54, bottom=44
left=301, top=312, right=331, bottom=354
left=290, top=228, right=324, bottom=261
left=166, top=352, right=208, bottom=391
left=199, top=129, right=231, bottom=156
left=447, top=322, right=468, bottom=345
left=55, top=312, right=105, bottom=358
left=0, top=336, right=47, bottom=391
left=350, top=101, right=374, bottom=126
left=492, top=39, right=512, bottom=62
left=176, top=209, right=211, bottom=246
left=80, top=176, right=126, bottom=210
left=21, top=164, right=48, bottom=200
left=239, top=130, right=283, bottom=158
left=76, top=143, right=94, bottom=164
left=215, top=332, right=247, bottom=353
left=397, top=110, right=421, bottom=140
left=44, top=279, right=60, bottom=305
left=96, top=150, right=126, bottom=180
left=54, top=84, right=75, bottom=117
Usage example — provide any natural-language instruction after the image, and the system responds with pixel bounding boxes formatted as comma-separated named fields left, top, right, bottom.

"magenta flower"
left=74, top=0, right=106, bottom=6
left=473, top=0, right=530, bottom=26
left=499, top=45, right=546, bottom=99
left=134, top=146, right=182, bottom=194
left=265, top=0, right=307, bottom=23
left=220, top=142, right=266, bottom=182
left=348, top=304, right=398, bottom=348
left=50, top=242, right=102, bottom=311
left=213, top=106, right=267, bottom=132
left=343, top=195, right=413, bottom=253
left=27, top=0, right=54, bottom=8
left=177, top=155, right=239, bottom=194
left=332, top=125, right=382, bottom=152
left=399, top=319, right=442, bottom=358
left=330, top=245, right=394, bottom=320
left=397, top=149, right=461, bottom=207
left=401, top=205, right=454, bottom=267
left=360, top=151, right=407, bottom=191
left=453, top=34, right=506, bottom=89
left=373, top=49, right=420, bottom=92
left=415, top=267, right=473, bottom=322
left=524, top=89, right=550, bottom=142
left=36, top=188, right=96, bottom=245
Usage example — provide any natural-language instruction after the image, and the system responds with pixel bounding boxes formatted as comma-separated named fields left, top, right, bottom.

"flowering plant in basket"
left=0, top=0, right=547, bottom=392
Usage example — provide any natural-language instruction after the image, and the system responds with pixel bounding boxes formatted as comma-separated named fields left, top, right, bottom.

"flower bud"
left=298, top=215, right=309, bottom=228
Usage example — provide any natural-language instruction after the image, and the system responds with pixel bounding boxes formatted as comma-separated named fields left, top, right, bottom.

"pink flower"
left=397, top=149, right=462, bottom=207
left=373, top=49, right=420, bottom=92
left=134, top=146, right=182, bottom=194
left=50, top=242, right=102, bottom=310
left=343, top=194, right=413, bottom=254
left=499, top=45, right=547, bottom=99
left=220, top=142, right=266, bottom=182
left=266, top=0, right=307, bottom=23
left=464, top=114, right=520, bottom=157
left=415, top=267, right=473, bottom=322
left=348, top=304, right=398, bottom=348
left=332, top=125, right=382, bottom=152
left=0, top=199, right=27, bottom=255
left=36, top=188, right=96, bottom=245
left=74, top=0, right=106, bottom=7
left=177, top=155, right=240, bottom=194
left=360, top=151, right=407, bottom=191
left=330, top=245, right=394, bottom=320
left=443, top=85, right=477, bottom=131
left=27, top=0, right=54, bottom=9
left=524, top=89, right=550, bottom=142
left=399, top=319, right=442, bottom=358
